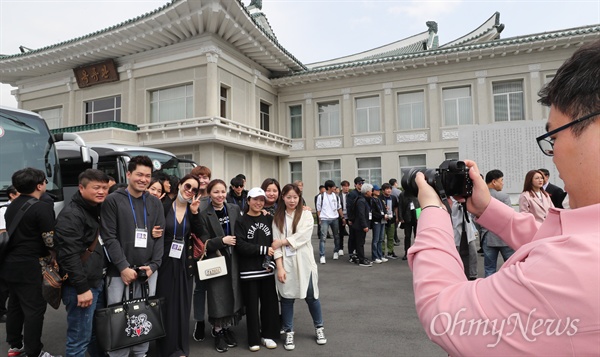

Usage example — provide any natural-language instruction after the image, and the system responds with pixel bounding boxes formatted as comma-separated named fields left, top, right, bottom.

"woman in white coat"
left=519, top=170, right=554, bottom=223
left=272, top=183, right=327, bottom=351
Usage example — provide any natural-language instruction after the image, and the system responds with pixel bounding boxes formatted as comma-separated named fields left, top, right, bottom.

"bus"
left=56, top=142, right=196, bottom=204
left=0, top=106, right=90, bottom=213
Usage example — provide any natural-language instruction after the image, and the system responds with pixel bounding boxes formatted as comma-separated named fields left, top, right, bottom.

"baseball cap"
left=373, top=184, right=381, bottom=191
left=247, top=187, right=266, bottom=198
left=354, top=176, right=365, bottom=184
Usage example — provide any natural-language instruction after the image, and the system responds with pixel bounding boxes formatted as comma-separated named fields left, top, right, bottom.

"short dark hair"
left=152, top=171, right=170, bottom=182
left=538, top=39, right=600, bottom=135
left=260, top=178, right=281, bottom=196
left=127, top=156, right=153, bottom=173
left=538, top=168, right=550, bottom=177
left=381, top=183, right=392, bottom=191
left=230, top=176, right=244, bottom=187
left=324, top=180, right=335, bottom=189
left=235, top=173, right=246, bottom=181
left=79, top=169, right=110, bottom=187
left=340, top=180, right=350, bottom=187
left=206, top=179, right=227, bottom=195
left=485, top=169, right=504, bottom=184
left=107, top=176, right=116, bottom=182
left=318, top=185, right=325, bottom=190
left=389, top=178, right=398, bottom=186
left=109, top=182, right=127, bottom=194
left=12, top=167, right=46, bottom=194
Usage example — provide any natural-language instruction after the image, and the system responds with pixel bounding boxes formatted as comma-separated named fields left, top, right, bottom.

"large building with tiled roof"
left=1, top=0, right=599, bottom=193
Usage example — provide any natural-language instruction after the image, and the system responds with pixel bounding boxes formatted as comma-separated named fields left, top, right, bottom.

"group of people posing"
left=1, top=159, right=327, bottom=357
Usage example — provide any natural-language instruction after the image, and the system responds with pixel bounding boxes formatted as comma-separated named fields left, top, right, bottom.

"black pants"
left=338, top=217, right=347, bottom=251
left=352, top=227, right=367, bottom=262
left=4, top=261, right=47, bottom=357
left=241, top=277, right=280, bottom=347
left=404, top=222, right=417, bottom=254
left=0, top=278, right=8, bottom=316
left=348, top=223, right=356, bottom=256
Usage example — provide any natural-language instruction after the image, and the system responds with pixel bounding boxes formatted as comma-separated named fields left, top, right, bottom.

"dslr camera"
left=401, top=159, right=473, bottom=199
left=132, top=266, right=148, bottom=281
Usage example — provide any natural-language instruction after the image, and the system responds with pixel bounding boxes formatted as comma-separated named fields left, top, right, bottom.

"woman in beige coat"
left=272, top=183, right=326, bottom=351
left=519, top=169, right=554, bottom=223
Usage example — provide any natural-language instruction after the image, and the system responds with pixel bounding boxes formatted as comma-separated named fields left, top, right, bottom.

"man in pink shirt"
left=408, top=40, right=600, bottom=356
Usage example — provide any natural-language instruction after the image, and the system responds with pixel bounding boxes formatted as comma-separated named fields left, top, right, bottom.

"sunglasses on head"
left=183, top=183, right=199, bottom=195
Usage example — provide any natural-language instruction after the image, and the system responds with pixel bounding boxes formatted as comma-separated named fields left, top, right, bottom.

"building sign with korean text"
left=73, top=59, right=119, bottom=88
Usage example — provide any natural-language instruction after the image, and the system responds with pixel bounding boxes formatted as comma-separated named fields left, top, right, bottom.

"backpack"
left=317, top=192, right=340, bottom=212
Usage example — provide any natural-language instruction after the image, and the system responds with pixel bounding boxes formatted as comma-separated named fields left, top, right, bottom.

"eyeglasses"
left=536, top=111, right=600, bottom=156
left=183, top=183, right=199, bottom=195
left=40, top=178, right=48, bottom=185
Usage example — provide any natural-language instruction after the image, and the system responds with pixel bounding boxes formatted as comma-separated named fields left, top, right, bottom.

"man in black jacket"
left=346, top=177, right=364, bottom=263
left=539, top=168, right=566, bottom=208
left=55, top=169, right=109, bottom=357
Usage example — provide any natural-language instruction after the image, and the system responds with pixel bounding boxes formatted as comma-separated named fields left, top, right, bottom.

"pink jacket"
left=519, top=191, right=554, bottom=223
left=408, top=199, right=600, bottom=356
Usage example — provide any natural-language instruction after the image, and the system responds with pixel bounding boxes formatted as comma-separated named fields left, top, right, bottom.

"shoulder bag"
left=197, top=248, right=227, bottom=280
left=94, top=281, right=166, bottom=352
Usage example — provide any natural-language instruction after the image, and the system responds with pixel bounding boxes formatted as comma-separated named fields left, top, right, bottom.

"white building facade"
left=1, top=0, right=599, bottom=194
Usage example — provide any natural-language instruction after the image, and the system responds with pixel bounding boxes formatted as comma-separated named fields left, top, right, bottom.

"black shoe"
left=223, top=328, right=237, bottom=348
left=358, top=259, right=372, bottom=267
left=401, top=255, right=407, bottom=260
left=215, top=330, right=229, bottom=353
left=348, top=255, right=359, bottom=264
left=388, top=252, right=399, bottom=260
left=477, top=248, right=483, bottom=253
left=193, top=320, right=205, bottom=341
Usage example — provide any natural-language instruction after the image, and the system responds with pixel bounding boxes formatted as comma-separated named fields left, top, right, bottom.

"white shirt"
left=316, top=192, right=341, bottom=220
left=0, top=201, right=11, bottom=230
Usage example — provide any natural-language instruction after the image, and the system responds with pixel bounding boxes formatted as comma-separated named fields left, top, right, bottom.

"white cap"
left=247, top=187, right=266, bottom=198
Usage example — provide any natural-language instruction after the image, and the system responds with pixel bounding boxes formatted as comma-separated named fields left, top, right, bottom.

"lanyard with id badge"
left=169, top=203, right=187, bottom=259
left=284, top=218, right=296, bottom=257
left=127, top=190, right=148, bottom=249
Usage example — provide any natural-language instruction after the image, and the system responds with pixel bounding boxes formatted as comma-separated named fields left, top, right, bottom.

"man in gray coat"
left=479, top=169, right=515, bottom=277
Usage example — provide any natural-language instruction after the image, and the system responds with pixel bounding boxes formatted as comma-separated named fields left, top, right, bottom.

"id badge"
left=285, top=245, right=297, bottom=257
left=368, top=212, right=372, bottom=220
left=98, top=235, right=104, bottom=246
left=410, top=202, right=415, bottom=210
left=134, top=228, right=148, bottom=248
left=169, top=238, right=184, bottom=259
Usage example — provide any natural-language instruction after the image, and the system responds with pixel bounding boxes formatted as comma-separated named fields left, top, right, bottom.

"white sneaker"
left=261, top=338, right=277, bottom=349
left=333, top=252, right=339, bottom=260
left=374, top=259, right=382, bottom=264
left=320, top=256, right=326, bottom=264
left=338, top=249, right=344, bottom=256
left=249, top=345, right=260, bottom=352
left=315, top=327, right=327, bottom=345
left=284, top=331, right=295, bottom=351
left=381, top=257, right=389, bottom=263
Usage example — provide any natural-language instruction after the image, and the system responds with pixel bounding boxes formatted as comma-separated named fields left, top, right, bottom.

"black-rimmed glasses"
left=183, top=183, right=199, bottom=195
left=536, top=111, right=600, bottom=156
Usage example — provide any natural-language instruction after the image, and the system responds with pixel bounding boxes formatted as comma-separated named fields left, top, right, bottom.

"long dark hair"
left=274, top=184, right=303, bottom=234
left=522, top=170, right=549, bottom=198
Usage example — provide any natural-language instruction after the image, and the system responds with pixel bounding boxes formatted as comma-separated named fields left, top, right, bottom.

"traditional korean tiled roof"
left=0, top=0, right=306, bottom=85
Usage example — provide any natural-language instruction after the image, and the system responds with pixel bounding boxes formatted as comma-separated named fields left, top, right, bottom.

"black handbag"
left=94, top=281, right=166, bottom=352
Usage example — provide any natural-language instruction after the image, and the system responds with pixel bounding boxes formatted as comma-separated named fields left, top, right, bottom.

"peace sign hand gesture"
left=190, top=194, right=201, bottom=214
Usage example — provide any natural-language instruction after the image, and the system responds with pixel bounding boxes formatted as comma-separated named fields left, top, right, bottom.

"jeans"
left=319, top=219, right=340, bottom=257
left=483, top=242, right=515, bottom=277
left=371, top=223, right=384, bottom=260
left=280, top=275, right=323, bottom=332
left=62, top=282, right=103, bottom=357
left=193, top=274, right=207, bottom=321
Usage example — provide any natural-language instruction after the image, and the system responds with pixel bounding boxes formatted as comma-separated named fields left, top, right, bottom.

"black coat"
left=353, top=195, right=371, bottom=231
left=55, top=191, right=105, bottom=294
left=545, top=183, right=566, bottom=209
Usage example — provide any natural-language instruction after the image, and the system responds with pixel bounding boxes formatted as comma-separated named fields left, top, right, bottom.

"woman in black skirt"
left=156, top=174, right=202, bottom=357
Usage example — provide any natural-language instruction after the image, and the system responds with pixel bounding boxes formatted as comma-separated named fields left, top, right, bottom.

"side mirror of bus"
left=81, top=146, right=91, bottom=163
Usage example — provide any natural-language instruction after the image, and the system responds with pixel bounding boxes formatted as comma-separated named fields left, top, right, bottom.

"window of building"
left=318, top=101, right=340, bottom=137
left=290, top=162, right=302, bottom=183
left=493, top=80, right=524, bottom=122
left=445, top=152, right=459, bottom=161
left=260, top=102, right=270, bottom=132
left=399, top=154, right=427, bottom=180
left=290, top=105, right=302, bottom=139
left=397, top=91, right=425, bottom=130
left=220, top=86, right=229, bottom=119
left=150, top=84, right=193, bottom=123
left=355, top=96, right=380, bottom=133
left=443, top=87, right=472, bottom=126
left=318, top=159, right=341, bottom=186
left=85, top=96, right=121, bottom=124
left=37, top=107, right=62, bottom=130
left=357, top=157, right=382, bottom=185
left=178, top=154, right=194, bottom=176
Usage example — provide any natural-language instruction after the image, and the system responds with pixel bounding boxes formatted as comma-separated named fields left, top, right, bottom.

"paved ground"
left=0, top=226, right=486, bottom=356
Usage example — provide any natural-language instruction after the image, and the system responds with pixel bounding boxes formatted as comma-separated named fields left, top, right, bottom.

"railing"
left=51, top=121, right=138, bottom=134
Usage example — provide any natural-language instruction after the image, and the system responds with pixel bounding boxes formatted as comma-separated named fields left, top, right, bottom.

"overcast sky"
left=1, top=0, right=599, bottom=107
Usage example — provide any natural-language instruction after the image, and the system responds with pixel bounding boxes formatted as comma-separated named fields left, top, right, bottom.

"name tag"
left=368, top=212, right=372, bottom=220
left=285, top=245, right=297, bottom=257
left=169, top=238, right=184, bottom=259
left=134, top=228, right=148, bottom=248
left=409, top=202, right=415, bottom=210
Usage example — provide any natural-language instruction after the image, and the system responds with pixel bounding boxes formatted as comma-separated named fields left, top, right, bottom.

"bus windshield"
left=122, top=151, right=184, bottom=177
left=0, top=109, right=62, bottom=202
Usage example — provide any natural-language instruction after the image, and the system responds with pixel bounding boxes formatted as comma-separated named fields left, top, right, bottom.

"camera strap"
left=433, top=178, right=453, bottom=214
